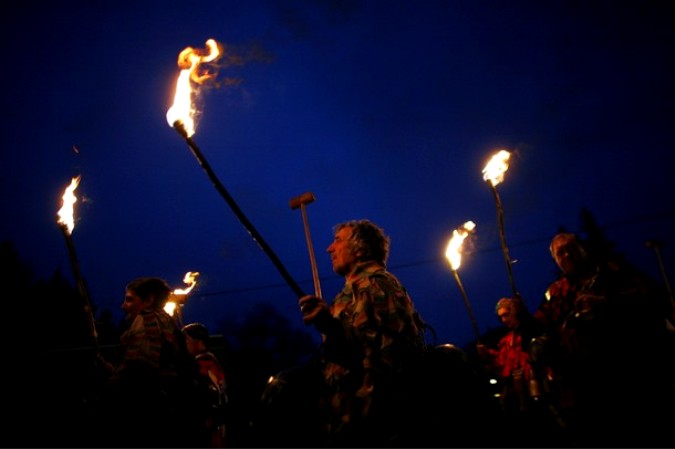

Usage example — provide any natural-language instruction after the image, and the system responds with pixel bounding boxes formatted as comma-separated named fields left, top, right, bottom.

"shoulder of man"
left=365, top=267, right=404, bottom=287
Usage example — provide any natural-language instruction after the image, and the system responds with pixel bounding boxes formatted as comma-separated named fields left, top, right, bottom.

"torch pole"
left=60, top=225, right=99, bottom=355
left=645, top=240, right=675, bottom=329
left=646, top=240, right=674, bottom=302
left=489, top=181, right=519, bottom=300
left=173, top=120, right=305, bottom=298
left=451, top=269, right=481, bottom=343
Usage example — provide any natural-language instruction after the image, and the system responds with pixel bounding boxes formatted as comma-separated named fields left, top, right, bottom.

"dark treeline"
left=0, top=239, right=320, bottom=447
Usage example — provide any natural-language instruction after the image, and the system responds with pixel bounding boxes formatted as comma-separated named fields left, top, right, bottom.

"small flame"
left=174, top=271, right=200, bottom=295
left=166, top=39, right=222, bottom=137
left=482, top=149, right=511, bottom=186
left=165, top=271, right=200, bottom=316
left=57, top=175, right=82, bottom=234
left=445, top=221, right=476, bottom=271
left=164, top=301, right=178, bottom=316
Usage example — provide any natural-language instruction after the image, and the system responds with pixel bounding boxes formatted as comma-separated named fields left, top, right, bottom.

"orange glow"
left=482, top=149, right=511, bottom=186
left=57, top=175, right=82, bottom=235
left=445, top=221, right=476, bottom=271
left=165, top=271, right=200, bottom=315
left=164, top=301, right=178, bottom=316
left=174, top=271, right=200, bottom=295
left=166, top=39, right=223, bottom=137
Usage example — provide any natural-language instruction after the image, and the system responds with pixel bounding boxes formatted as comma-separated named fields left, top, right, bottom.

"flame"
left=166, top=39, right=222, bottom=137
left=174, top=271, right=200, bottom=295
left=164, top=301, right=178, bottom=316
left=482, top=149, right=511, bottom=186
left=57, top=175, right=82, bottom=234
left=165, top=271, right=200, bottom=316
left=445, top=221, right=476, bottom=271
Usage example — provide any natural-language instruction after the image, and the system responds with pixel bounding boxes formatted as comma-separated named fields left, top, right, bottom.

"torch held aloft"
left=452, top=269, right=481, bottom=343
left=173, top=120, right=305, bottom=298
left=489, top=181, right=519, bottom=300
left=60, top=225, right=99, bottom=355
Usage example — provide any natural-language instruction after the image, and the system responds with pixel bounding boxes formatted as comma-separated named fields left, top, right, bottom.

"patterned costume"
left=533, top=258, right=670, bottom=446
left=99, top=308, right=199, bottom=447
left=319, top=260, right=426, bottom=444
left=111, top=309, right=186, bottom=385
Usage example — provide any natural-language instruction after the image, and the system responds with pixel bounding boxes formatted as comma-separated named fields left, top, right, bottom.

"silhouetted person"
left=182, top=322, right=228, bottom=448
left=477, top=297, right=567, bottom=447
left=94, top=277, right=200, bottom=448
left=477, top=298, right=538, bottom=411
left=298, top=219, right=429, bottom=447
left=532, top=232, right=672, bottom=447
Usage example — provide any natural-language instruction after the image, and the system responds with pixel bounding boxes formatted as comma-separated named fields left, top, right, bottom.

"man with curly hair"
left=299, top=219, right=428, bottom=446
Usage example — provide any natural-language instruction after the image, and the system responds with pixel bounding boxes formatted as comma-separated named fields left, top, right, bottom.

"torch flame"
left=57, top=175, right=82, bottom=235
left=166, top=39, right=222, bottom=137
left=445, top=221, right=476, bottom=271
left=482, top=149, right=511, bottom=186
left=174, top=271, right=200, bottom=295
left=164, top=301, right=178, bottom=316
left=165, top=271, right=200, bottom=316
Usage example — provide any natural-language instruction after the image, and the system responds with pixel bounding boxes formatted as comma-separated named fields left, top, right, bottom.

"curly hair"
left=333, top=219, right=390, bottom=266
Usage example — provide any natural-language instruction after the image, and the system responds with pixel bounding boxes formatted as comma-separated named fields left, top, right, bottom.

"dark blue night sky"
left=2, top=1, right=674, bottom=349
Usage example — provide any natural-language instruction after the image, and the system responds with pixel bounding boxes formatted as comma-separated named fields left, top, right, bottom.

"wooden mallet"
left=290, top=192, right=322, bottom=297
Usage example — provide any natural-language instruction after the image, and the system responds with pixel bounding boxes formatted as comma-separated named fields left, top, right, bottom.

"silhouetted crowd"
left=476, top=233, right=674, bottom=448
left=3, top=222, right=674, bottom=448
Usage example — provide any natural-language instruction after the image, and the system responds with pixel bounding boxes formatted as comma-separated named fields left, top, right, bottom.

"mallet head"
left=290, top=192, right=316, bottom=210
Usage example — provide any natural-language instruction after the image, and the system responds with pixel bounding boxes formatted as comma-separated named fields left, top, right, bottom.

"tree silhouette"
left=211, top=302, right=318, bottom=447
left=1, top=240, right=117, bottom=447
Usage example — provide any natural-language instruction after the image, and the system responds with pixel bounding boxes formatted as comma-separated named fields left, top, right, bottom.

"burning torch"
left=166, top=271, right=200, bottom=328
left=166, top=38, right=304, bottom=298
left=445, top=220, right=481, bottom=342
left=482, top=149, right=520, bottom=300
left=57, top=175, right=99, bottom=355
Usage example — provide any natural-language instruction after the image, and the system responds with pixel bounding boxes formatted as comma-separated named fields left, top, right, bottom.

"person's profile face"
left=121, top=290, right=148, bottom=320
left=497, top=304, right=518, bottom=329
left=327, top=226, right=359, bottom=276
